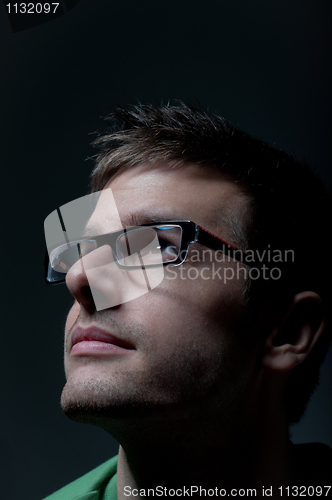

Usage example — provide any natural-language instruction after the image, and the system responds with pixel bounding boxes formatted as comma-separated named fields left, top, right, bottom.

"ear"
left=262, top=292, right=326, bottom=372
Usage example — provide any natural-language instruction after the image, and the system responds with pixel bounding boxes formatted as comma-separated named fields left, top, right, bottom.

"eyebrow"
left=81, top=210, right=186, bottom=238
left=122, top=211, right=186, bottom=227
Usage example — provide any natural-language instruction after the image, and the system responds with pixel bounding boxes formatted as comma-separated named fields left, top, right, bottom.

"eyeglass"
left=45, top=220, right=247, bottom=285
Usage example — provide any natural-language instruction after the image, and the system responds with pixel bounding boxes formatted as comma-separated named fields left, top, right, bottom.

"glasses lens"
left=116, top=225, right=182, bottom=268
left=49, top=240, right=97, bottom=274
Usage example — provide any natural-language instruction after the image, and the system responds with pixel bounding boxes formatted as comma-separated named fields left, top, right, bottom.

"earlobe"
left=262, top=292, right=326, bottom=372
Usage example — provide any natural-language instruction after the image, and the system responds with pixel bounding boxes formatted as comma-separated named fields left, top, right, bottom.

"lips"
left=70, top=326, right=135, bottom=355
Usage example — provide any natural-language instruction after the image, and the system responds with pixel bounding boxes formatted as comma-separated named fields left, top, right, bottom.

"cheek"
left=162, top=265, right=245, bottom=327
left=133, top=269, right=250, bottom=383
left=130, top=277, right=233, bottom=350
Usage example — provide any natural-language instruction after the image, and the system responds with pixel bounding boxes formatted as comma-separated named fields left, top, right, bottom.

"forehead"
left=90, top=163, right=249, bottom=241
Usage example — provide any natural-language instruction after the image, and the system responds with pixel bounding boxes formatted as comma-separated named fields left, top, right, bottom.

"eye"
left=156, top=239, right=179, bottom=258
left=115, top=225, right=182, bottom=267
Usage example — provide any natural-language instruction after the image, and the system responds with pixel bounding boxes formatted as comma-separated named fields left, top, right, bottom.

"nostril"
left=89, top=286, right=108, bottom=304
left=73, top=285, right=96, bottom=314
left=81, top=286, right=95, bottom=302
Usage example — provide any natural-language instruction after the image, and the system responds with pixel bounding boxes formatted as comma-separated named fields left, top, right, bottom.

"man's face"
left=61, top=163, right=260, bottom=425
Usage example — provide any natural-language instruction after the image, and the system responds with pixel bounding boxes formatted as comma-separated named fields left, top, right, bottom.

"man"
left=43, top=103, right=332, bottom=499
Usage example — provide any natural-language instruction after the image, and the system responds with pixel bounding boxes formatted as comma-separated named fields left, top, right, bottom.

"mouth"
left=70, top=326, right=135, bottom=356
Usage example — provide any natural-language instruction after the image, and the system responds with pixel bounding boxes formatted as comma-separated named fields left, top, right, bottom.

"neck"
left=115, top=406, right=295, bottom=499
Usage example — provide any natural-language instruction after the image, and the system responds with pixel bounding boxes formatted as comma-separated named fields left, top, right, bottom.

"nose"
left=65, top=257, right=96, bottom=313
left=65, top=245, right=117, bottom=313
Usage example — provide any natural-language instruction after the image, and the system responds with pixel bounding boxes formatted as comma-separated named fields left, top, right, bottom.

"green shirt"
left=43, top=455, right=118, bottom=500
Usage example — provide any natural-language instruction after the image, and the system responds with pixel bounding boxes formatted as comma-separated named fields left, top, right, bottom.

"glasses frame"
left=44, top=220, right=248, bottom=285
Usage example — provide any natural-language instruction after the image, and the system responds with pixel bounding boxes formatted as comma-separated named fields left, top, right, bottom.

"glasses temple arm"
left=195, top=226, right=247, bottom=264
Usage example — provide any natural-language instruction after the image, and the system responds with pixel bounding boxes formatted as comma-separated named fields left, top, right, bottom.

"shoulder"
left=293, top=443, right=332, bottom=484
left=42, top=455, right=118, bottom=500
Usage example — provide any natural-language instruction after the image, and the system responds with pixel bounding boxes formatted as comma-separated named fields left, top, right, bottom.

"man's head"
left=55, top=103, right=331, bottom=436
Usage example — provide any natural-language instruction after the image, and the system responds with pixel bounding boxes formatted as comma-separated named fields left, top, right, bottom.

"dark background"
left=1, top=1, right=331, bottom=499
